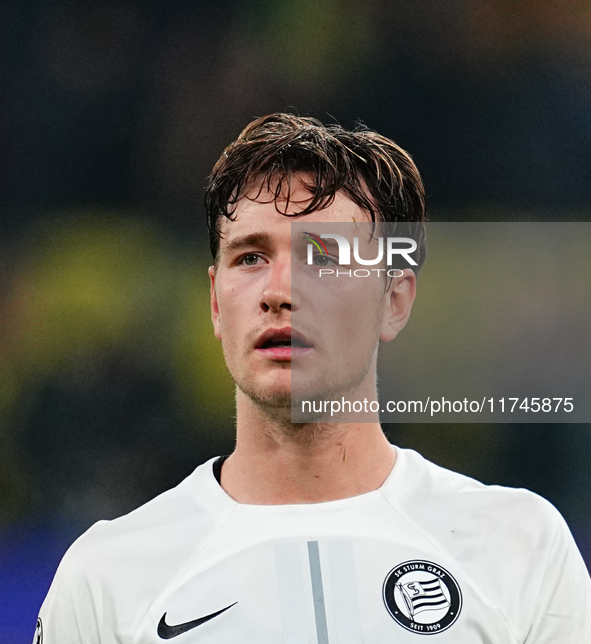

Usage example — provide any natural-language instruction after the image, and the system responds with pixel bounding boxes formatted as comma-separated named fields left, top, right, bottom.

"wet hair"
left=205, top=113, right=426, bottom=264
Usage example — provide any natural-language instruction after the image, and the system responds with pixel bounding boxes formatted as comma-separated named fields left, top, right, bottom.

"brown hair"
left=205, top=113, right=426, bottom=262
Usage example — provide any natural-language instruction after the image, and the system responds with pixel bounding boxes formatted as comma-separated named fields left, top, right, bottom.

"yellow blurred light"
left=6, top=213, right=175, bottom=380
left=172, top=265, right=234, bottom=423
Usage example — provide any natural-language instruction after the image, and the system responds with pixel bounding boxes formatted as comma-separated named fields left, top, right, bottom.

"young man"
left=36, top=114, right=590, bottom=643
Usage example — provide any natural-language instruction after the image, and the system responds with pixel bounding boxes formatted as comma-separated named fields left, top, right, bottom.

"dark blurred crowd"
left=3, top=0, right=591, bottom=229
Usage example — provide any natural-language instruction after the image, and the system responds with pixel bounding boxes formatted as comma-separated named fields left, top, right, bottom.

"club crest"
left=383, top=560, right=462, bottom=634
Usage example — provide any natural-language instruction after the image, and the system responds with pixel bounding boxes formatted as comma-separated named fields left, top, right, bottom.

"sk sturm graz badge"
left=383, top=560, right=462, bottom=634
left=33, top=618, right=43, bottom=644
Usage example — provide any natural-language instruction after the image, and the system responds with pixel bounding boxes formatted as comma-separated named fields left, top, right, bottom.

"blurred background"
left=1, top=1, right=590, bottom=640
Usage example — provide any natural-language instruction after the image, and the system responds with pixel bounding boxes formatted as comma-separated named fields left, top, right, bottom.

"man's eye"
left=240, top=254, right=261, bottom=266
left=312, top=254, right=335, bottom=267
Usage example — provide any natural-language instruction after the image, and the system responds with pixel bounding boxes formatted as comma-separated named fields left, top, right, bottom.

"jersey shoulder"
left=391, top=448, right=588, bottom=639
left=53, top=457, right=231, bottom=593
left=393, top=447, right=563, bottom=537
left=39, top=458, right=235, bottom=639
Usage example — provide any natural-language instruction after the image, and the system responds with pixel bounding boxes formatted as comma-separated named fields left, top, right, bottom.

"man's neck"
left=219, top=392, right=396, bottom=505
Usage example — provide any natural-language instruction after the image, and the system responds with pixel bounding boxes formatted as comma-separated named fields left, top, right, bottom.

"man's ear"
left=380, top=269, right=416, bottom=343
left=209, top=266, right=222, bottom=341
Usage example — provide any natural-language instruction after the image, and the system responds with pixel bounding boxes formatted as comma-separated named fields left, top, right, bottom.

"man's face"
left=209, top=177, right=415, bottom=413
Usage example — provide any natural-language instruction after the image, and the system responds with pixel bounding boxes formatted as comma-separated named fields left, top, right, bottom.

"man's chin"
left=236, top=370, right=373, bottom=416
left=242, top=388, right=330, bottom=413
left=238, top=380, right=323, bottom=412
left=248, top=391, right=293, bottom=410
left=238, top=379, right=292, bottom=410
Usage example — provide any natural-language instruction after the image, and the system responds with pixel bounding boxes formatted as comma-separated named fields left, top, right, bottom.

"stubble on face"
left=235, top=343, right=380, bottom=429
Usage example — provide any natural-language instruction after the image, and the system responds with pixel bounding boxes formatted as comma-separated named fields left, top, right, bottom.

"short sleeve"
left=35, top=543, right=103, bottom=644
left=524, top=509, right=591, bottom=644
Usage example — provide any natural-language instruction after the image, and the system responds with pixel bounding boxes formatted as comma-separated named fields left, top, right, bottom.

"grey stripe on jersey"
left=274, top=540, right=363, bottom=644
left=308, top=541, right=330, bottom=644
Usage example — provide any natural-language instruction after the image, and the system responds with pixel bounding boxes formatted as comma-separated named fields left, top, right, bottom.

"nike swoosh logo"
left=157, top=602, right=237, bottom=639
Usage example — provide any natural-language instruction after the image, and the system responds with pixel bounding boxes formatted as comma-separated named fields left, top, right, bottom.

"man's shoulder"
left=392, top=448, right=590, bottom=639
left=60, top=457, right=228, bottom=578
left=393, top=447, right=565, bottom=546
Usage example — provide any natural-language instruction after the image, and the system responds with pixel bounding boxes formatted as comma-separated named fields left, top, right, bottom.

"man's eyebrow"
left=220, top=232, right=273, bottom=254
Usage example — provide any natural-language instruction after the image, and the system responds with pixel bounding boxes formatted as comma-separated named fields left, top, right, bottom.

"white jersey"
left=37, top=447, right=591, bottom=643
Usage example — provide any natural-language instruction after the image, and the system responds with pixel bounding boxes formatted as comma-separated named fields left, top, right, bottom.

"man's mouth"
left=255, top=328, right=313, bottom=359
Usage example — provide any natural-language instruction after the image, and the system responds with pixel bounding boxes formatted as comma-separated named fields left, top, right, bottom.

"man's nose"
left=260, top=257, right=294, bottom=313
